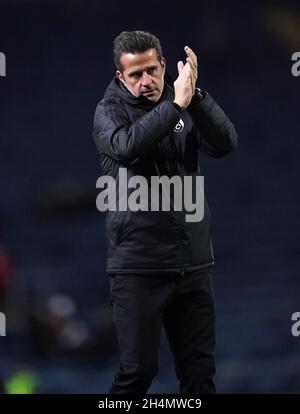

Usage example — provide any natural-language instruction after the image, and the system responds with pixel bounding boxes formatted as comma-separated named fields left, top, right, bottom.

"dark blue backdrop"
left=0, top=0, right=300, bottom=393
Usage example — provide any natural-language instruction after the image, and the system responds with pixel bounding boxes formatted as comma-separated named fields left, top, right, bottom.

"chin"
left=151, top=93, right=162, bottom=102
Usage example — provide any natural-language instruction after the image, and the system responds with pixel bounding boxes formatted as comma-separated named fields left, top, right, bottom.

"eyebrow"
left=128, top=65, right=158, bottom=77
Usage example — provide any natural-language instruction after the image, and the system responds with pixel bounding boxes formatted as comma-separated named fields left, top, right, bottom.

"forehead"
left=120, top=48, right=160, bottom=72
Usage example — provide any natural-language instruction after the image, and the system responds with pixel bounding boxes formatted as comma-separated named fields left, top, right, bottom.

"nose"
left=141, top=72, right=152, bottom=86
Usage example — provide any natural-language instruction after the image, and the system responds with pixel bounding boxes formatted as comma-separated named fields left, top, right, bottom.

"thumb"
left=177, top=60, right=184, bottom=74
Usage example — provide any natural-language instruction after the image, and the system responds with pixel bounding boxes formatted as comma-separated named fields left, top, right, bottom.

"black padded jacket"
left=93, top=77, right=237, bottom=276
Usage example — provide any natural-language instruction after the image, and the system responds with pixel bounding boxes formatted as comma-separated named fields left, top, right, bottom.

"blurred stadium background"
left=0, top=0, right=300, bottom=393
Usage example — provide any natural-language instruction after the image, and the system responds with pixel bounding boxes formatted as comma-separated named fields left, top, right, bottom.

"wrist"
left=173, top=100, right=185, bottom=110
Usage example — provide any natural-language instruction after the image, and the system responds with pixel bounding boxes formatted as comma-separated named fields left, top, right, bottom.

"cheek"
left=134, top=83, right=142, bottom=92
left=126, top=80, right=140, bottom=94
left=156, top=76, right=163, bottom=87
left=131, top=83, right=142, bottom=96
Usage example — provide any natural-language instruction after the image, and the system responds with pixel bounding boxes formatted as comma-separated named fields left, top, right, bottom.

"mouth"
left=142, top=89, right=156, bottom=96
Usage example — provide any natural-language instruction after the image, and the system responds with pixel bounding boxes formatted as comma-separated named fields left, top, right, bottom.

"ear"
left=115, top=70, right=125, bottom=84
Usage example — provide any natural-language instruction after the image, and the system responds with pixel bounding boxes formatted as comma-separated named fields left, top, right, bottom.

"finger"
left=186, top=56, right=197, bottom=74
left=190, top=73, right=196, bottom=95
left=189, top=67, right=197, bottom=94
left=185, top=58, right=197, bottom=87
left=187, top=60, right=198, bottom=91
left=185, top=46, right=198, bottom=64
left=185, top=46, right=198, bottom=72
left=185, top=53, right=197, bottom=71
left=184, top=47, right=197, bottom=93
left=189, top=58, right=198, bottom=79
left=177, top=60, right=184, bottom=74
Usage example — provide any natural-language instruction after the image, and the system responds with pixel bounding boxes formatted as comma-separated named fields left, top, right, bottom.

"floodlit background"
left=0, top=0, right=300, bottom=393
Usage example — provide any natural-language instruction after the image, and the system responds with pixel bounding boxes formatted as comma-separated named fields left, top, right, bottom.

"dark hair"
left=113, top=30, right=163, bottom=71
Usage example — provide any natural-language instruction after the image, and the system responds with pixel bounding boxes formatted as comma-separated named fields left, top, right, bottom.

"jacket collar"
left=104, top=75, right=174, bottom=108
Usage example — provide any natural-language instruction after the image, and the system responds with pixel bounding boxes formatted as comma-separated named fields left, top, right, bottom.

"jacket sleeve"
left=93, top=95, right=181, bottom=165
left=187, top=92, right=238, bottom=158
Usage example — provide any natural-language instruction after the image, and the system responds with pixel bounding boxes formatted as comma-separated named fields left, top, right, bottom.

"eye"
left=129, top=72, right=142, bottom=79
left=148, top=67, right=157, bottom=74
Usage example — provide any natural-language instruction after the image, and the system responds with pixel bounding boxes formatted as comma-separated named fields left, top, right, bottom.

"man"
left=93, top=30, right=237, bottom=394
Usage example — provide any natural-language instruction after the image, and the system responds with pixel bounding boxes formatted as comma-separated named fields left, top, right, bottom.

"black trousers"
left=109, top=267, right=216, bottom=394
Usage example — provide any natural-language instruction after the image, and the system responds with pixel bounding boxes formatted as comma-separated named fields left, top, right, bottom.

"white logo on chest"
left=174, top=118, right=184, bottom=133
